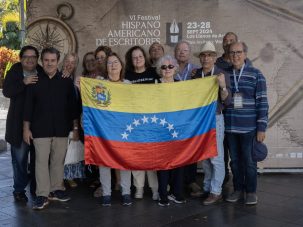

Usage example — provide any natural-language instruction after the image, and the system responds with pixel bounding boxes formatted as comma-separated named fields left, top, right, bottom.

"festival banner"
left=81, top=77, right=218, bottom=170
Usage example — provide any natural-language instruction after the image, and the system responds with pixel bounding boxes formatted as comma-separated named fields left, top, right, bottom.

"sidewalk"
left=0, top=149, right=303, bottom=227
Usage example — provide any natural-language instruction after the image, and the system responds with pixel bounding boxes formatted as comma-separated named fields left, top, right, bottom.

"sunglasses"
left=160, top=65, right=175, bottom=70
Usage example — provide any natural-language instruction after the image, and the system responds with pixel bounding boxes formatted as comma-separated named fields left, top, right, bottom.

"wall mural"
left=24, top=0, right=303, bottom=169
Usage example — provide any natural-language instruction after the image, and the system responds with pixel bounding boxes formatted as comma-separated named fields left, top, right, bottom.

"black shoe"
left=168, top=194, right=186, bottom=204
left=122, top=194, right=132, bottom=206
left=48, top=190, right=71, bottom=202
left=158, top=199, right=170, bottom=207
left=13, top=192, right=28, bottom=202
left=32, top=196, right=49, bottom=210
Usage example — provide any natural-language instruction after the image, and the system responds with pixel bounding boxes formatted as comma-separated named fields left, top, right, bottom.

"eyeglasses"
left=229, top=50, right=244, bottom=56
left=160, top=65, right=175, bottom=70
left=22, top=55, right=37, bottom=60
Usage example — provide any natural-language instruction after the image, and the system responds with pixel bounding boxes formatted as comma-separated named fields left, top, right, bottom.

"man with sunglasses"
left=3, top=45, right=42, bottom=202
left=224, top=42, right=268, bottom=205
left=192, top=41, right=231, bottom=205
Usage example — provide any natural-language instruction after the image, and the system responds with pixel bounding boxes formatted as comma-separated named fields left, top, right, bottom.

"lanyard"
left=233, top=64, right=245, bottom=92
left=201, top=67, right=214, bottom=78
left=177, top=64, right=190, bottom=81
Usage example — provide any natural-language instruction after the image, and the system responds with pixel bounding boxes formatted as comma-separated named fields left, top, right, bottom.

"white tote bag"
left=64, top=139, right=84, bottom=165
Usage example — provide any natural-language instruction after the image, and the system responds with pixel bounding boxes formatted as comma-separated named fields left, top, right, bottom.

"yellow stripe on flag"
left=80, top=76, right=218, bottom=113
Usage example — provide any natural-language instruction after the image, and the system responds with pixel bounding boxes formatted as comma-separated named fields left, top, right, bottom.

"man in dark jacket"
left=3, top=45, right=41, bottom=202
left=23, top=47, right=79, bottom=210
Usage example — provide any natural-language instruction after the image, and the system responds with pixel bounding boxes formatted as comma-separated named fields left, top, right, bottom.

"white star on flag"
left=126, top=124, right=134, bottom=132
left=133, top=119, right=141, bottom=127
left=167, top=123, right=174, bottom=131
left=151, top=115, right=158, bottom=123
left=121, top=132, right=129, bottom=139
left=159, top=118, right=167, bottom=126
left=172, top=131, right=178, bottom=138
left=142, top=116, right=149, bottom=124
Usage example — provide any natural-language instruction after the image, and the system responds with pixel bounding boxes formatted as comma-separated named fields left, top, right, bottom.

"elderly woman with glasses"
left=155, top=54, right=186, bottom=206
left=61, top=53, right=86, bottom=189
left=124, top=46, right=160, bottom=201
left=98, top=52, right=132, bottom=207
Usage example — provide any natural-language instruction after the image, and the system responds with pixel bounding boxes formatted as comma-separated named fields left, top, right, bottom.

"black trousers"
left=157, top=167, right=184, bottom=200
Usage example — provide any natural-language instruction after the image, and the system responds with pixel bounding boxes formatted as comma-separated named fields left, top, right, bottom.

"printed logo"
left=166, top=19, right=182, bottom=47
left=91, top=84, right=111, bottom=107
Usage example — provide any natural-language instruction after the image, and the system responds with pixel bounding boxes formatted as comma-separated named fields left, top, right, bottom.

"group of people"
left=3, top=31, right=268, bottom=211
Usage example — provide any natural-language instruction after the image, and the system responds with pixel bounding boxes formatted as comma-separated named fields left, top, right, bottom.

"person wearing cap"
left=192, top=41, right=231, bottom=205
left=224, top=41, right=268, bottom=205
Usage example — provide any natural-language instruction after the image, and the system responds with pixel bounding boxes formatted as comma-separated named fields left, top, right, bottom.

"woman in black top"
left=124, top=46, right=160, bottom=200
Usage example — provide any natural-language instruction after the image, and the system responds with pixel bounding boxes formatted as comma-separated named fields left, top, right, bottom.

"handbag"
left=64, top=139, right=84, bottom=165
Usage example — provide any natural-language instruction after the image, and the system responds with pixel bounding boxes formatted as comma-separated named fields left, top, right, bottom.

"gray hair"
left=223, top=32, right=238, bottom=42
left=229, top=41, right=248, bottom=53
left=63, top=52, right=79, bottom=65
left=174, top=40, right=192, bottom=53
left=155, top=54, right=179, bottom=76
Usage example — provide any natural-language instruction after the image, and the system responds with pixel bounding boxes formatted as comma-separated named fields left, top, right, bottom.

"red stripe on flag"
left=84, top=129, right=217, bottom=170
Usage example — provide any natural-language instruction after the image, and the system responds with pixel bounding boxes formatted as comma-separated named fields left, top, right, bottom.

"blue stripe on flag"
left=83, top=101, right=217, bottom=143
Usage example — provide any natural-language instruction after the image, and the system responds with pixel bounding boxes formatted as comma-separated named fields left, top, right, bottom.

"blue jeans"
left=202, top=114, right=225, bottom=195
left=226, top=131, right=257, bottom=193
left=11, top=141, right=30, bottom=193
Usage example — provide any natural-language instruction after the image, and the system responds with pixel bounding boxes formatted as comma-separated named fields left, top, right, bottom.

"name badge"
left=233, top=93, right=243, bottom=109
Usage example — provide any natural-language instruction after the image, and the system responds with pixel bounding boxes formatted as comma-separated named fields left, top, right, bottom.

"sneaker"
left=93, top=186, right=103, bottom=198
left=189, top=182, right=202, bottom=193
left=158, top=199, right=170, bottom=207
left=167, top=194, right=176, bottom=201
left=32, top=196, right=49, bottom=210
left=13, top=192, right=28, bottom=203
left=101, top=195, right=111, bottom=206
left=190, top=190, right=204, bottom=198
left=67, top=179, right=78, bottom=188
left=203, top=193, right=222, bottom=205
left=134, top=187, right=144, bottom=199
left=122, top=194, right=132, bottom=206
left=168, top=194, right=186, bottom=204
left=226, top=191, right=243, bottom=203
left=245, top=193, right=258, bottom=205
left=48, top=190, right=71, bottom=202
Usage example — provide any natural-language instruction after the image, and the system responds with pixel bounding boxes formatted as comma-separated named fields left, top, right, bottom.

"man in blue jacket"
left=224, top=42, right=268, bottom=205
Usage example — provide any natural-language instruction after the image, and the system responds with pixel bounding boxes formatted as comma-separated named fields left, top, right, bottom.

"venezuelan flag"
left=81, top=76, right=218, bottom=170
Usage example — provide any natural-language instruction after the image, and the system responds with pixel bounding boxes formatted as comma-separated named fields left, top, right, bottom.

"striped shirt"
left=224, top=65, right=268, bottom=133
